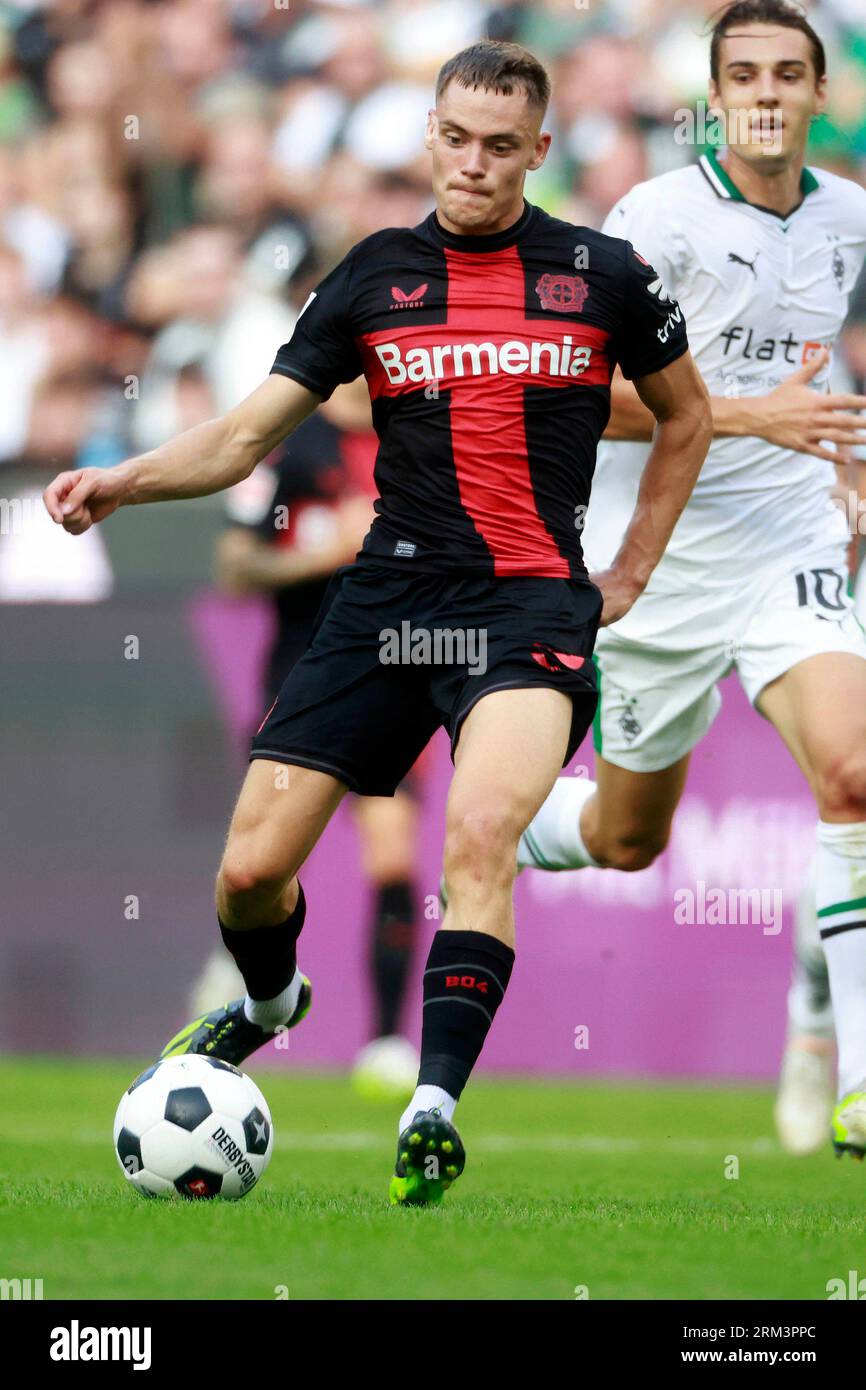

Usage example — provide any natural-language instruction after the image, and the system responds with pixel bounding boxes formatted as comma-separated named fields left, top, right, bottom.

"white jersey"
left=585, top=150, right=866, bottom=591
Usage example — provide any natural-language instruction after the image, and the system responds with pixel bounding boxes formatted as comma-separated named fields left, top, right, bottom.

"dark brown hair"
left=710, top=0, right=826, bottom=82
left=436, top=40, right=551, bottom=116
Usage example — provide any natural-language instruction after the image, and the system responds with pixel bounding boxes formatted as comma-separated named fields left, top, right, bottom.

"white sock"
left=517, top=775, right=600, bottom=870
left=787, top=858, right=834, bottom=1038
left=399, top=1085, right=456, bottom=1133
left=243, top=968, right=303, bottom=1030
left=816, top=820, right=866, bottom=1096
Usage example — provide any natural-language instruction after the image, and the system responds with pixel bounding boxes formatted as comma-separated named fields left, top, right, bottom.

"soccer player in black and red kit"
left=203, top=387, right=429, bottom=1093
left=45, top=40, right=711, bottom=1205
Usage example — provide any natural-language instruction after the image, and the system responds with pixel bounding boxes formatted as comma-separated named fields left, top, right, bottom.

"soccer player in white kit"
left=774, top=465, right=866, bottom=1153
left=518, top=1, right=866, bottom=1157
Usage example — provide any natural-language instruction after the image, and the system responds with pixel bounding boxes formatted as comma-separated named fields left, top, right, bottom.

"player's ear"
left=813, top=73, right=828, bottom=118
left=424, top=110, right=438, bottom=150
left=527, top=130, right=551, bottom=172
left=707, top=79, right=722, bottom=116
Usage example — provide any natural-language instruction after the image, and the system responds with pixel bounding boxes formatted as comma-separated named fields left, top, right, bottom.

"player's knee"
left=594, top=828, right=669, bottom=873
left=815, top=752, right=866, bottom=820
left=216, top=851, right=286, bottom=908
left=444, top=804, right=524, bottom=881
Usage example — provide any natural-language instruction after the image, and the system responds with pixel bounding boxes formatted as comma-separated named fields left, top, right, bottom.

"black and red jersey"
left=271, top=199, right=688, bottom=579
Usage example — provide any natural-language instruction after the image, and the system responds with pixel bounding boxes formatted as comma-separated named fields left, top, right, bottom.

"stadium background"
left=2, top=0, right=865, bottom=1079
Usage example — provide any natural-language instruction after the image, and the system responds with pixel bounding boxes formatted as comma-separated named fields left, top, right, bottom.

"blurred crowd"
left=1, top=0, right=865, bottom=597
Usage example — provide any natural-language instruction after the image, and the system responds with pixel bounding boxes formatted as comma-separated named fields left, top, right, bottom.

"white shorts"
left=594, top=547, right=866, bottom=773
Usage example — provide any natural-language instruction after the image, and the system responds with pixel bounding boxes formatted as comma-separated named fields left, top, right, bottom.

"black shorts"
left=250, top=563, right=602, bottom=797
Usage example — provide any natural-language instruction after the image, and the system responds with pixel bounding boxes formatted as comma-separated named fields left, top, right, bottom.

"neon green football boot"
left=158, top=981, right=312, bottom=1066
left=389, top=1108, right=466, bottom=1206
left=832, top=1090, right=866, bottom=1159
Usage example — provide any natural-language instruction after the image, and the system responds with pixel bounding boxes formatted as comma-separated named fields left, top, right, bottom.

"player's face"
left=709, top=24, right=827, bottom=171
left=425, top=81, right=550, bottom=235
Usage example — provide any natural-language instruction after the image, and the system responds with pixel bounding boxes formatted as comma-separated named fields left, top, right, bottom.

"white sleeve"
left=853, top=181, right=866, bottom=244
left=602, top=184, right=689, bottom=302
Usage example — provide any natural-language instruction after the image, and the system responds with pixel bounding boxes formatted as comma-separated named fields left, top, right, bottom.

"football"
left=351, top=1035, right=419, bottom=1103
left=113, top=1056, right=273, bottom=1200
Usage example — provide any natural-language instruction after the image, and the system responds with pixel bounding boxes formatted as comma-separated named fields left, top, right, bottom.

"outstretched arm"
left=592, top=350, right=712, bottom=627
left=604, top=349, right=866, bottom=463
left=43, top=374, right=323, bottom=535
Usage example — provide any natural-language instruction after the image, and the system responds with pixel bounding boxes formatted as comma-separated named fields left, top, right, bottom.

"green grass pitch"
left=1, top=1056, right=864, bottom=1301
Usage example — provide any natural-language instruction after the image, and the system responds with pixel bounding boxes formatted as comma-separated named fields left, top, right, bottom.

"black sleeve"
left=270, top=250, right=363, bottom=401
left=612, top=241, right=689, bottom=381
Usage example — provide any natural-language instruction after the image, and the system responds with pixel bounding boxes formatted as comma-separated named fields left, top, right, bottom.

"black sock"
left=370, top=880, right=417, bottom=1037
left=218, top=884, right=307, bottom=1002
left=418, top=929, right=514, bottom=1099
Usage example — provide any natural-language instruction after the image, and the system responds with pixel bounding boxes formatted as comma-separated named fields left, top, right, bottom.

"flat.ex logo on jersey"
left=535, top=273, right=589, bottom=314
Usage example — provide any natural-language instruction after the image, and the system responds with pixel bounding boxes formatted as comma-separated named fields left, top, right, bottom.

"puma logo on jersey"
left=391, top=283, right=428, bottom=310
left=728, top=250, right=760, bottom=278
